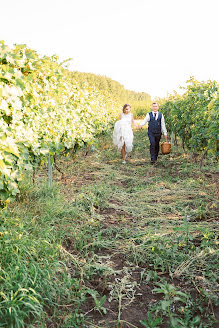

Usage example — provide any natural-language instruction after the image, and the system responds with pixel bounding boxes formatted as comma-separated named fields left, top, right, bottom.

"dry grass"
left=40, top=128, right=218, bottom=327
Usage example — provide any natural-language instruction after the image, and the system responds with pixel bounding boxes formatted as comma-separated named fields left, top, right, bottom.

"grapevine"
left=0, top=42, right=120, bottom=202
left=159, top=77, right=218, bottom=160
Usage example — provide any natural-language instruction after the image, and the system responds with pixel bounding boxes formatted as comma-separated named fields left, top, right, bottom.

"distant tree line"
left=68, top=71, right=151, bottom=117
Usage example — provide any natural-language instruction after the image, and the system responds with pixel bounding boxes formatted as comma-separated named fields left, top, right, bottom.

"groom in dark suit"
left=139, top=102, right=168, bottom=164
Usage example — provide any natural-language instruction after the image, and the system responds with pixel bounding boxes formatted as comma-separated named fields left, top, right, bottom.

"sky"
left=1, top=0, right=219, bottom=99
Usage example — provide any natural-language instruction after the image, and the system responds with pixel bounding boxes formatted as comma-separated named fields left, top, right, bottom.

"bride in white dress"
left=113, top=104, right=138, bottom=163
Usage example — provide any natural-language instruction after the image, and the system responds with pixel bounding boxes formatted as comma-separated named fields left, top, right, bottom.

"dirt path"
left=50, top=129, right=218, bottom=328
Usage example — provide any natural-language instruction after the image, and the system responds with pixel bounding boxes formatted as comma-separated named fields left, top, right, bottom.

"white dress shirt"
left=140, top=111, right=167, bottom=136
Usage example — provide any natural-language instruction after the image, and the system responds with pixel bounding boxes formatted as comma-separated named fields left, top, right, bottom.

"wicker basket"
left=161, top=142, right=171, bottom=155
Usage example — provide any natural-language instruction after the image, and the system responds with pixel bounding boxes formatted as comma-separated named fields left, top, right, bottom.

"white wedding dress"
left=113, top=113, right=133, bottom=153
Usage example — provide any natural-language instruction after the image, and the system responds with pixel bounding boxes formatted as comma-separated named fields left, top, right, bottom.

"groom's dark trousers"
left=148, top=112, right=162, bottom=162
left=148, top=133, right=161, bottom=161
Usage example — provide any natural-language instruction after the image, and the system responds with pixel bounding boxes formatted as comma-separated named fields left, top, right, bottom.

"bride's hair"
left=123, top=104, right=131, bottom=113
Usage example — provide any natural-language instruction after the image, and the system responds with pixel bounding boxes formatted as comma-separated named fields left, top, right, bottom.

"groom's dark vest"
left=148, top=112, right=162, bottom=135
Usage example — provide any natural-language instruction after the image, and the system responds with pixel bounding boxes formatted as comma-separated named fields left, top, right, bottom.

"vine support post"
left=48, top=155, right=53, bottom=187
left=171, top=131, right=174, bottom=144
left=200, top=147, right=209, bottom=171
left=174, top=133, right=178, bottom=146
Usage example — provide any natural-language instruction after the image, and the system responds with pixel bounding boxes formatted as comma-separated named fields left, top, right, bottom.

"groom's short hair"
left=152, top=102, right=159, bottom=106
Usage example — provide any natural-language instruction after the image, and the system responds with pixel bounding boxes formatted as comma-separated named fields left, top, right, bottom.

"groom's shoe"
left=150, top=160, right=156, bottom=165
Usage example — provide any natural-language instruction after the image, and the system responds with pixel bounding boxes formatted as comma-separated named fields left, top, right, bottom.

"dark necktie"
left=154, top=113, right=157, bottom=119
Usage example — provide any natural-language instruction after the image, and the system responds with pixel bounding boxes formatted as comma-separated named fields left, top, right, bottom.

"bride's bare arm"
left=118, top=113, right=122, bottom=120
left=131, top=114, right=139, bottom=127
